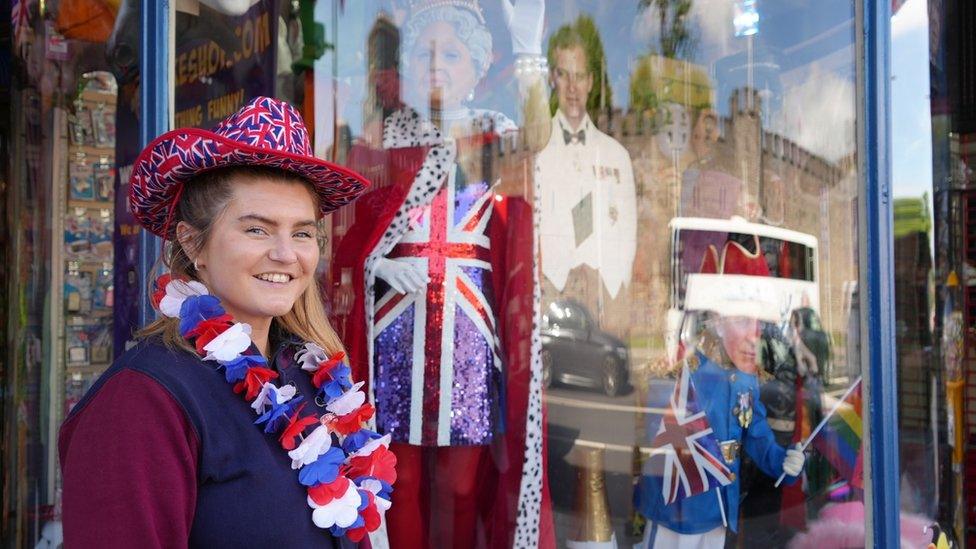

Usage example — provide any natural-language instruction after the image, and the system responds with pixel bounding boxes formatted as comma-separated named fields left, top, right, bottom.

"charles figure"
left=536, top=19, right=637, bottom=336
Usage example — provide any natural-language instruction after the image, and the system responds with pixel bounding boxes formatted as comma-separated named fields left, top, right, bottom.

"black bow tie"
left=562, top=127, right=586, bottom=145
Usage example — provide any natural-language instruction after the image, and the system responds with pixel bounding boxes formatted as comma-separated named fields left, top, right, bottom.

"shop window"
left=310, top=1, right=870, bottom=547
left=893, top=0, right=968, bottom=544
left=3, top=5, right=128, bottom=544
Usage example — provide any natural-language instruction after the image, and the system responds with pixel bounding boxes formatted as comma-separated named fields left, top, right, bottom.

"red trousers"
left=386, top=442, right=489, bottom=548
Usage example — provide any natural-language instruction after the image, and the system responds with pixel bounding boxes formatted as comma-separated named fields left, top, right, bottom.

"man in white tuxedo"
left=537, top=25, right=637, bottom=333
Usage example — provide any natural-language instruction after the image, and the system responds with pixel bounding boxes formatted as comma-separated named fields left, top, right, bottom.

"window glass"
left=313, top=1, right=867, bottom=546
left=892, top=0, right=963, bottom=543
left=3, top=5, right=128, bottom=545
left=3, top=0, right=925, bottom=547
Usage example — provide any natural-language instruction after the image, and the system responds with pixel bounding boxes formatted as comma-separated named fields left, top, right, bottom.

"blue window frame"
left=859, top=0, right=901, bottom=545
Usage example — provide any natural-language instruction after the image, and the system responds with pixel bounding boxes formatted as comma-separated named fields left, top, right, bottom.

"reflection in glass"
left=327, top=1, right=551, bottom=546
left=317, top=0, right=866, bottom=546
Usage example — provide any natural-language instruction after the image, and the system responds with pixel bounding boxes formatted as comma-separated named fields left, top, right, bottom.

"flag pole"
left=774, top=377, right=863, bottom=488
left=716, top=488, right=728, bottom=528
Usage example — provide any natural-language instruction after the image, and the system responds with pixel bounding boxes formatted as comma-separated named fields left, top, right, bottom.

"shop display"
left=329, top=1, right=551, bottom=546
left=57, top=82, right=119, bottom=444
left=68, top=159, right=94, bottom=200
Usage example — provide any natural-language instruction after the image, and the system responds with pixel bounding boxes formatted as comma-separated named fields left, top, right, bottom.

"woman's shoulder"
left=61, top=340, right=196, bottom=424
left=468, top=108, right=517, bottom=135
left=86, top=339, right=214, bottom=402
left=64, top=338, right=222, bottom=431
left=116, top=338, right=202, bottom=375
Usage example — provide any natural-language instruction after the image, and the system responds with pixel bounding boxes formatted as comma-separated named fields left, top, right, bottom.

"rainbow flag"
left=811, top=381, right=863, bottom=488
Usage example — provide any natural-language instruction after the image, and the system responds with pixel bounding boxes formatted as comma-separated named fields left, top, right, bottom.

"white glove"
left=501, top=0, right=545, bottom=56
left=782, top=443, right=806, bottom=477
left=373, top=257, right=429, bottom=294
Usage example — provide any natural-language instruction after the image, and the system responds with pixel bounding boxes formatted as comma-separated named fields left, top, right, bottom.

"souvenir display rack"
left=49, top=80, right=118, bottom=479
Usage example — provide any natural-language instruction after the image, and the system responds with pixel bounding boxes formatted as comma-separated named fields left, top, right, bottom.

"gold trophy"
left=567, top=446, right=618, bottom=548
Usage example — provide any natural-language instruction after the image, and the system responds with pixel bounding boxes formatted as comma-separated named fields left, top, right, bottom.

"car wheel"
left=542, top=349, right=554, bottom=389
left=602, top=356, right=623, bottom=397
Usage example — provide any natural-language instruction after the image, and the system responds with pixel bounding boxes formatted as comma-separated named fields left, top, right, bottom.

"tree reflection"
left=637, top=0, right=697, bottom=59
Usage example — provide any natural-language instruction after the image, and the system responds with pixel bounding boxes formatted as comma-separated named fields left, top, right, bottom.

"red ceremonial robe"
left=329, top=108, right=553, bottom=548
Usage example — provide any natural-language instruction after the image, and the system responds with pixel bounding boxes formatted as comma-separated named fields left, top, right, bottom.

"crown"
left=409, top=0, right=485, bottom=24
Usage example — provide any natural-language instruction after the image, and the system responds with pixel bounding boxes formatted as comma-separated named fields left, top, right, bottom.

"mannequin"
left=330, top=1, right=553, bottom=547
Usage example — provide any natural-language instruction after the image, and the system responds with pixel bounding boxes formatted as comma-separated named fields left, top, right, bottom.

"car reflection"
left=541, top=299, right=630, bottom=396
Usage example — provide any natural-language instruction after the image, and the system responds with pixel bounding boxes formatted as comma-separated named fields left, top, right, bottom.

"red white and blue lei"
left=153, top=275, right=396, bottom=543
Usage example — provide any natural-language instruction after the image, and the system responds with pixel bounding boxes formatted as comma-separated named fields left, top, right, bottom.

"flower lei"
left=152, top=275, right=396, bottom=542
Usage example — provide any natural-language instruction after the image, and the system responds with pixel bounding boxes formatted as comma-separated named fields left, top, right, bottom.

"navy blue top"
left=60, top=337, right=345, bottom=548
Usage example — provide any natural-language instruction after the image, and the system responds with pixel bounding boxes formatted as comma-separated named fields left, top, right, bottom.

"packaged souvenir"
left=93, top=267, right=113, bottom=310
left=93, top=161, right=114, bottom=202
left=64, top=270, right=93, bottom=314
left=66, top=327, right=90, bottom=365
left=92, top=103, right=115, bottom=148
left=64, top=370, right=98, bottom=415
left=89, top=213, right=113, bottom=261
left=89, top=321, right=112, bottom=364
left=63, top=214, right=91, bottom=258
left=69, top=105, right=94, bottom=146
left=69, top=160, right=95, bottom=201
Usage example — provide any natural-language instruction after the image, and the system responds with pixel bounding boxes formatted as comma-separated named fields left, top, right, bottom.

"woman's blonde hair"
left=136, top=166, right=345, bottom=357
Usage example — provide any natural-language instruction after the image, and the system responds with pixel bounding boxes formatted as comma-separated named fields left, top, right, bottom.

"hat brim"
left=129, top=127, right=370, bottom=239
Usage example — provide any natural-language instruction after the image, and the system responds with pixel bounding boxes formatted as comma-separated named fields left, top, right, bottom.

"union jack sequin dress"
left=371, top=108, right=515, bottom=447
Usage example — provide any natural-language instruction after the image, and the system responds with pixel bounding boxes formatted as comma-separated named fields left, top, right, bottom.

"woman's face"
left=718, top=316, right=760, bottom=374
left=189, top=178, right=320, bottom=327
left=408, top=20, right=479, bottom=111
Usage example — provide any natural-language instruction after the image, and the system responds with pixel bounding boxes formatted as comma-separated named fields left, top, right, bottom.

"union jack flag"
left=648, top=362, right=734, bottom=505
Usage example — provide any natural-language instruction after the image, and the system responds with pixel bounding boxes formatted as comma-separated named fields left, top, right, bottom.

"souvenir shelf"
left=51, top=81, right=118, bottom=436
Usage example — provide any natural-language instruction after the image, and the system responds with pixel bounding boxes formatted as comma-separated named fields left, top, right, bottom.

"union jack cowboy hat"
left=129, top=96, right=368, bottom=239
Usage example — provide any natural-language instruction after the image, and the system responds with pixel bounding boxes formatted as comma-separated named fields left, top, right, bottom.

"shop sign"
left=173, top=0, right=278, bottom=130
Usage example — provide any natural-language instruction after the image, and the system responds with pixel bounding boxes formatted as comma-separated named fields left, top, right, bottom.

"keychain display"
left=91, top=103, right=115, bottom=148
left=68, top=102, right=93, bottom=147
left=61, top=85, right=118, bottom=397
left=89, top=212, right=113, bottom=261
left=68, top=159, right=94, bottom=200
left=93, top=161, right=113, bottom=202
left=64, top=213, right=91, bottom=258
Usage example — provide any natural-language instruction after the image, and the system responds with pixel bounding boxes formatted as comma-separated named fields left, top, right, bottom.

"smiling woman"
left=57, top=97, right=395, bottom=547
left=139, top=166, right=334, bottom=358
